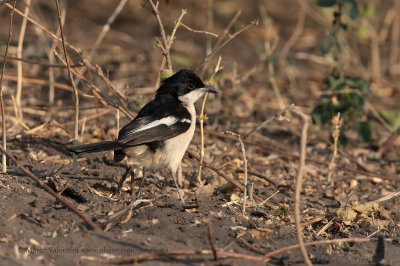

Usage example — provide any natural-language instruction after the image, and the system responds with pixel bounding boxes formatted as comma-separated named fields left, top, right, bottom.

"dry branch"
left=103, top=249, right=263, bottom=264
left=0, top=56, right=84, bottom=68
left=180, top=23, right=218, bottom=37
left=55, top=0, right=80, bottom=172
left=0, top=0, right=16, bottom=173
left=197, top=56, right=221, bottom=185
left=328, top=113, right=342, bottom=185
left=195, top=21, right=256, bottom=72
left=262, top=237, right=373, bottom=262
left=227, top=131, right=248, bottom=214
left=203, top=128, right=399, bottom=181
left=4, top=2, right=134, bottom=117
left=75, top=0, right=128, bottom=89
left=199, top=10, right=241, bottom=76
left=202, top=218, right=218, bottom=261
left=16, top=0, right=31, bottom=120
left=292, top=109, right=312, bottom=266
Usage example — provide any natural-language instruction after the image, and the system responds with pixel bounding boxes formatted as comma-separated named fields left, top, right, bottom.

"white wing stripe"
left=131, top=116, right=191, bottom=134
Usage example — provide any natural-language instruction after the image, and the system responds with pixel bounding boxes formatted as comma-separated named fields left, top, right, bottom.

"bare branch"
left=292, top=109, right=312, bottom=266
left=180, top=22, right=218, bottom=37
left=55, top=0, right=80, bottom=172
left=0, top=0, right=16, bottom=173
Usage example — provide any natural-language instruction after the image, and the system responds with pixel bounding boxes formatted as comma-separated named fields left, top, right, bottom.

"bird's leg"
left=129, top=170, right=135, bottom=195
left=136, top=168, right=147, bottom=199
left=117, top=165, right=132, bottom=193
left=169, top=168, right=185, bottom=204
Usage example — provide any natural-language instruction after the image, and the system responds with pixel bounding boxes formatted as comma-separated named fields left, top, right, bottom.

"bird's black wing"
left=117, top=98, right=191, bottom=146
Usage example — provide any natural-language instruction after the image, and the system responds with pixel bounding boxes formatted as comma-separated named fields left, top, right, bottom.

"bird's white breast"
left=163, top=103, right=196, bottom=173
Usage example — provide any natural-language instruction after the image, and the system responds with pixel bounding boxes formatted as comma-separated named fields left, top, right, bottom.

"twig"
left=0, top=146, right=102, bottom=231
left=0, top=0, right=13, bottom=7
left=328, top=113, right=342, bottom=185
left=195, top=20, right=256, bottom=71
left=227, top=132, right=248, bottom=214
left=235, top=169, right=277, bottom=187
left=180, top=23, right=218, bottom=37
left=200, top=10, right=241, bottom=77
left=292, top=109, right=312, bottom=266
left=299, top=215, right=326, bottom=228
left=89, top=0, right=128, bottom=61
left=281, top=0, right=306, bottom=56
left=54, top=52, right=134, bottom=119
left=0, top=0, right=16, bottom=173
left=56, top=108, right=112, bottom=127
left=378, top=128, right=400, bottom=155
left=75, top=0, right=128, bottom=89
left=213, top=103, right=294, bottom=164
left=11, top=95, right=29, bottom=130
left=202, top=218, right=218, bottom=261
left=262, top=237, right=373, bottom=262
left=266, top=38, right=285, bottom=109
left=243, top=103, right=294, bottom=141
left=94, top=65, right=134, bottom=118
left=103, top=249, right=263, bottom=264
left=16, top=0, right=31, bottom=120
left=3, top=74, right=96, bottom=99
left=215, top=10, right=241, bottom=49
left=197, top=56, right=221, bottom=186
left=188, top=150, right=247, bottom=197
left=316, top=217, right=335, bottom=236
left=48, top=0, right=65, bottom=105
left=202, top=128, right=399, bottom=181
left=55, top=0, right=79, bottom=172
left=147, top=1, right=187, bottom=72
left=376, top=190, right=400, bottom=203
left=169, top=9, right=187, bottom=49
left=4, top=2, right=135, bottom=116
left=0, top=56, right=83, bottom=68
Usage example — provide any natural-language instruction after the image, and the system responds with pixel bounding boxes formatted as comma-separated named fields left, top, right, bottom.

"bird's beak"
left=203, top=84, right=219, bottom=94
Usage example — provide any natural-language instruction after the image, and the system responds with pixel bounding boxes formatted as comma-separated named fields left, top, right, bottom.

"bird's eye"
left=188, top=83, right=195, bottom=89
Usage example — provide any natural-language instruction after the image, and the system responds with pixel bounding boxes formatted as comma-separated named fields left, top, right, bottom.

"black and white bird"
left=69, top=69, right=218, bottom=203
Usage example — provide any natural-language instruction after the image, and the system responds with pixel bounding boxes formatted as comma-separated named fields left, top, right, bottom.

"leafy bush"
left=312, top=0, right=372, bottom=144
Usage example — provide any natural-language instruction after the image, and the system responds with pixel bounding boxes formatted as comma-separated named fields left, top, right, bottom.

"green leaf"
left=267, top=53, right=278, bottom=65
left=343, top=0, right=359, bottom=20
left=381, top=110, right=400, bottom=131
left=325, top=73, right=346, bottom=90
left=320, top=35, right=336, bottom=54
left=340, top=23, right=349, bottom=31
left=153, top=39, right=159, bottom=48
left=357, top=25, right=368, bottom=39
left=338, top=131, right=348, bottom=146
left=346, top=93, right=364, bottom=107
left=273, top=206, right=288, bottom=215
left=160, top=71, right=173, bottom=80
left=356, top=121, right=372, bottom=142
left=317, top=0, right=337, bottom=7
left=312, top=103, right=335, bottom=126
left=361, top=3, right=374, bottom=18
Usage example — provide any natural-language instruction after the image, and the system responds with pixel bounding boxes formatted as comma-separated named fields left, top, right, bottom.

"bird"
left=69, top=69, right=218, bottom=204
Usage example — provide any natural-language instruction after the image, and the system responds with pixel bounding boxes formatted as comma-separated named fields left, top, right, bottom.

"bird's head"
left=156, top=69, right=218, bottom=105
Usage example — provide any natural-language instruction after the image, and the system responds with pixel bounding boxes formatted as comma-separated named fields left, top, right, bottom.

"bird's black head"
left=156, top=69, right=218, bottom=104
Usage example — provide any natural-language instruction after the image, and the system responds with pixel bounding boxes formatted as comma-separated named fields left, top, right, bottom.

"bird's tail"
left=69, top=141, right=122, bottom=154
